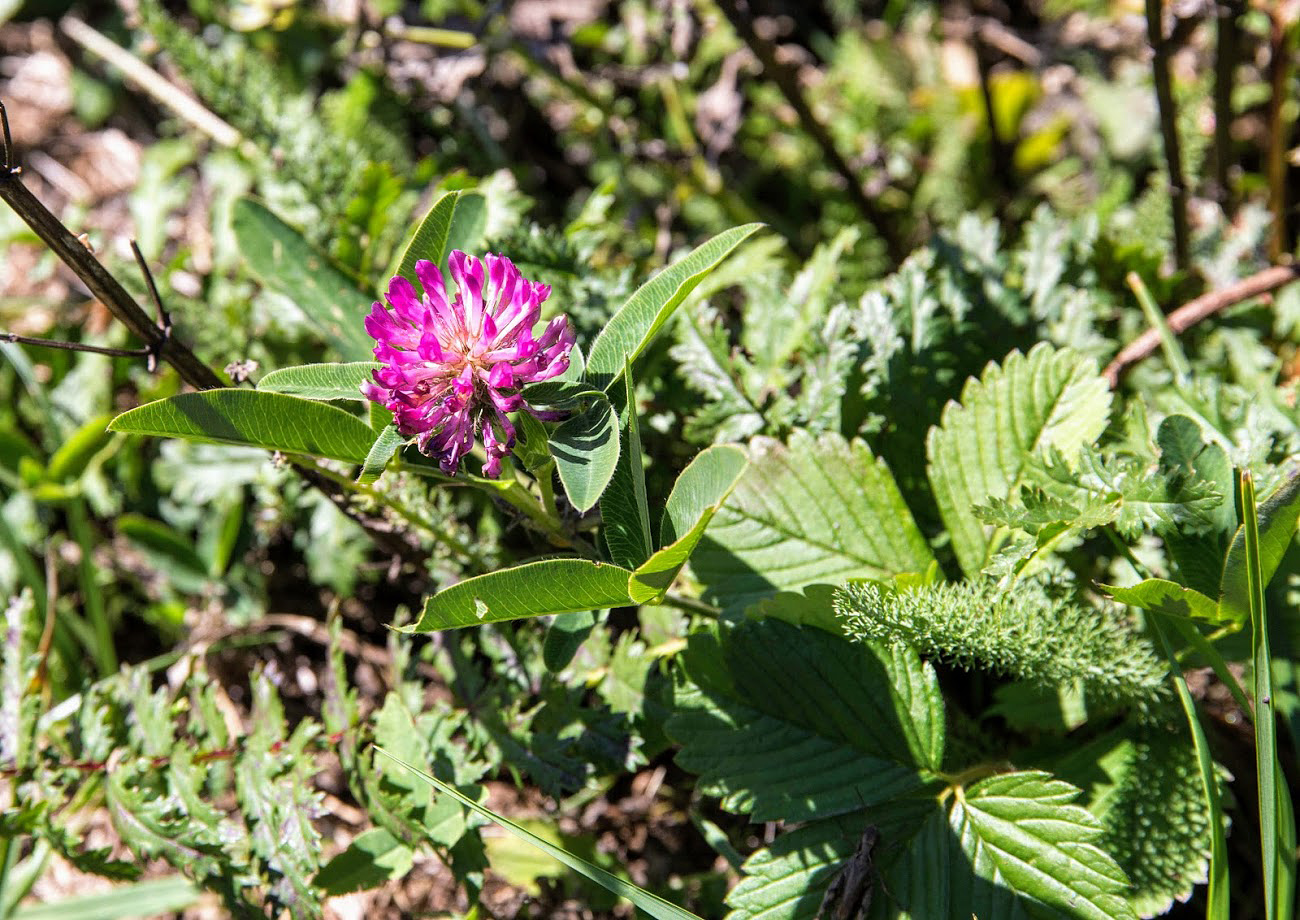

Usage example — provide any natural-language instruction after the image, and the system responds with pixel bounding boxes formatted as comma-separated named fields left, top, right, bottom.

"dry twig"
left=1103, top=264, right=1300, bottom=387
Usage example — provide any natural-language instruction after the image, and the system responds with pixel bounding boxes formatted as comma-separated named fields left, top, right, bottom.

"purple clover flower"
left=362, top=251, right=575, bottom=478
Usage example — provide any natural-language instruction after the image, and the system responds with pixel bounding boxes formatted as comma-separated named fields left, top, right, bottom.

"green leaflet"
left=376, top=749, right=705, bottom=920
left=232, top=198, right=374, bottom=361
left=585, top=224, right=764, bottom=390
left=690, top=431, right=934, bottom=613
left=667, top=618, right=944, bottom=823
left=551, top=396, right=620, bottom=513
left=1100, top=578, right=1224, bottom=624
left=1052, top=726, right=1215, bottom=918
left=628, top=445, right=747, bottom=604
left=357, top=424, right=405, bottom=485
left=926, top=343, right=1113, bottom=576
left=390, top=190, right=487, bottom=288
left=258, top=362, right=379, bottom=401
left=109, top=390, right=376, bottom=464
left=407, top=559, right=634, bottom=631
left=601, top=363, right=654, bottom=569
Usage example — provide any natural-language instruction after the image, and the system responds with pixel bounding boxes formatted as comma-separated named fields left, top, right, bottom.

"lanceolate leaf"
left=357, top=425, right=405, bottom=485
left=628, top=445, right=747, bottom=604
left=586, top=224, right=764, bottom=390
left=551, top=397, right=620, bottom=513
left=232, top=198, right=374, bottom=361
left=602, top=364, right=654, bottom=570
left=408, top=559, right=634, bottom=631
left=668, top=618, right=944, bottom=823
left=690, top=431, right=934, bottom=613
left=258, top=363, right=379, bottom=401
left=376, top=749, right=705, bottom=920
left=109, top=391, right=376, bottom=463
left=391, top=190, right=487, bottom=288
left=927, top=343, right=1113, bottom=576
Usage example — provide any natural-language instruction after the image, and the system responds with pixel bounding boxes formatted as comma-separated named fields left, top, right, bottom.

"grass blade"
left=375, top=747, right=704, bottom=920
left=1152, top=615, right=1229, bottom=919
left=1127, top=271, right=1192, bottom=384
left=1243, top=470, right=1294, bottom=920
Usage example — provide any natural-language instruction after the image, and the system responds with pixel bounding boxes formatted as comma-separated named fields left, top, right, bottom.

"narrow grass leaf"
left=375, top=748, right=705, bottom=920
left=1151, top=616, right=1229, bottom=920
left=601, top=361, right=654, bottom=569
left=1219, top=465, right=1300, bottom=625
left=1243, top=471, right=1289, bottom=920
left=1127, top=271, right=1192, bottom=383
left=10, top=876, right=199, bottom=920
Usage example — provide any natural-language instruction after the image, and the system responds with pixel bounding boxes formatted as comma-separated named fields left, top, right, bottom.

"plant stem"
left=1144, top=0, right=1191, bottom=272
left=300, top=460, right=484, bottom=568
left=660, top=592, right=720, bottom=616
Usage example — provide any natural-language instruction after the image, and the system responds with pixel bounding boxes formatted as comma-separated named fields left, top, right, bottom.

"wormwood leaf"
left=835, top=578, right=1168, bottom=713
left=926, top=343, right=1112, bottom=575
left=232, top=198, right=374, bottom=361
left=110, top=390, right=377, bottom=463
left=667, top=618, right=944, bottom=823
left=586, top=224, right=764, bottom=390
left=1024, top=446, right=1225, bottom=539
left=258, top=363, right=379, bottom=401
left=690, top=431, right=934, bottom=613
left=408, top=559, right=634, bottom=631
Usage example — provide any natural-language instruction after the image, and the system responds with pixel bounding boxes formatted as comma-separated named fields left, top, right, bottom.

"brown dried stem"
left=1103, top=264, right=1300, bottom=387
left=1145, top=0, right=1191, bottom=272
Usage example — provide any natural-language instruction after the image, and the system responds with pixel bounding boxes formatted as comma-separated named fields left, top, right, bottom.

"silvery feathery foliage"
left=834, top=578, right=1170, bottom=716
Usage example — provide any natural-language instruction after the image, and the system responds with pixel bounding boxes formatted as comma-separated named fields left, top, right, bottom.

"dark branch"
left=1145, top=0, right=1191, bottom=272
left=714, top=0, right=906, bottom=264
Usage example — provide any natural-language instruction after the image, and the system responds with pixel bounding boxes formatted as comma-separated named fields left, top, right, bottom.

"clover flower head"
left=362, top=251, right=575, bottom=478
